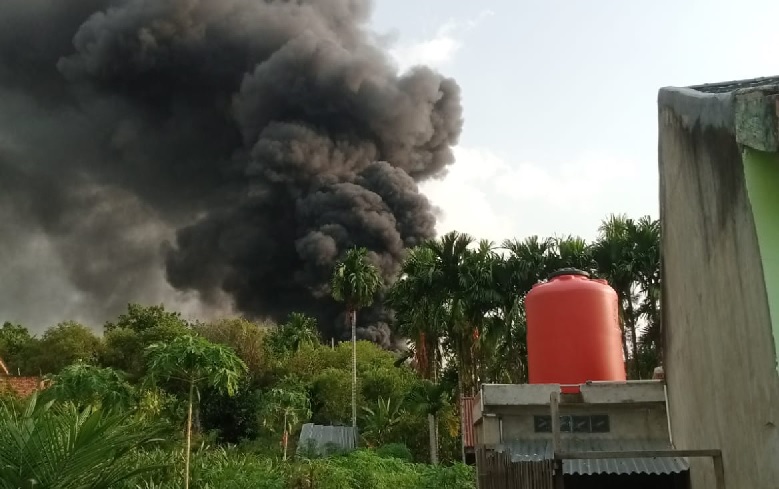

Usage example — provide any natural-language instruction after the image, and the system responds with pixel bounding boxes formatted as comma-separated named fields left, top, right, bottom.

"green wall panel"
left=743, top=147, right=779, bottom=374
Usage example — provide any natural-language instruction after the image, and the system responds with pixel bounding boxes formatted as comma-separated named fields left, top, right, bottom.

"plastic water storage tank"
left=526, top=268, right=625, bottom=393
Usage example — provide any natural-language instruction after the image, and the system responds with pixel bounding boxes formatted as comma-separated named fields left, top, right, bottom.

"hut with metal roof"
left=296, top=423, right=356, bottom=457
left=472, top=382, right=713, bottom=489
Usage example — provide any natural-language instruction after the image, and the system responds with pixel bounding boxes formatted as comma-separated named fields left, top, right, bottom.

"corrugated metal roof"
left=495, top=439, right=690, bottom=476
left=297, top=424, right=356, bottom=456
left=688, top=75, right=779, bottom=94
left=461, top=397, right=475, bottom=448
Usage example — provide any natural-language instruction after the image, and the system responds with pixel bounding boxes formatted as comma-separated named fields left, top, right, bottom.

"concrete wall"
left=478, top=382, right=665, bottom=409
left=658, top=83, right=779, bottom=489
left=475, top=383, right=671, bottom=445
left=481, top=404, right=669, bottom=445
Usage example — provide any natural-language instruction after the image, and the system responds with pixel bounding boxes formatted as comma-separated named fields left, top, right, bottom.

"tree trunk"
left=625, top=296, right=639, bottom=378
left=350, top=308, right=358, bottom=447
left=617, top=299, right=630, bottom=373
left=428, top=413, right=439, bottom=465
left=430, top=356, right=440, bottom=465
left=185, top=381, right=194, bottom=489
left=282, top=411, right=289, bottom=461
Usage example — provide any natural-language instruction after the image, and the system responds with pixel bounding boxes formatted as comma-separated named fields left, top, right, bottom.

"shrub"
left=375, top=443, right=413, bottom=462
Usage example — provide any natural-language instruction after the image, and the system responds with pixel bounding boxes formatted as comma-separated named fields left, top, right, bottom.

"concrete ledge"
left=658, top=75, right=779, bottom=152
left=580, top=381, right=665, bottom=404
left=481, top=384, right=561, bottom=406
left=734, top=86, right=779, bottom=152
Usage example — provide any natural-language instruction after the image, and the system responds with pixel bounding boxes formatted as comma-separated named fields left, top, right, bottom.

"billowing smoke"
left=0, top=0, right=462, bottom=344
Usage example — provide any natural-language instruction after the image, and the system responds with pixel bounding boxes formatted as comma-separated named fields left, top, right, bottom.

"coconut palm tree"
left=330, top=247, right=383, bottom=444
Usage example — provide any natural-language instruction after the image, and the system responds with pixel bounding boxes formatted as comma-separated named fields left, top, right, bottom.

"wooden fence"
left=476, top=447, right=554, bottom=489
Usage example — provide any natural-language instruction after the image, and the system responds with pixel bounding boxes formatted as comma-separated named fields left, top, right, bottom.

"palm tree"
left=406, top=380, right=450, bottom=464
left=630, top=216, right=662, bottom=376
left=498, top=236, right=557, bottom=383
left=460, top=240, right=502, bottom=388
left=551, top=235, right=596, bottom=273
left=144, top=335, right=247, bottom=489
left=268, top=312, right=320, bottom=355
left=330, top=247, right=383, bottom=445
left=0, top=393, right=168, bottom=489
left=592, top=214, right=641, bottom=377
left=425, top=231, right=474, bottom=395
left=388, top=246, right=445, bottom=381
left=389, top=247, right=453, bottom=462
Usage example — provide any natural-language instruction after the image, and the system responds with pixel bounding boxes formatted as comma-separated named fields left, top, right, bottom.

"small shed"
left=296, top=423, right=356, bottom=457
left=493, top=438, right=690, bottom=489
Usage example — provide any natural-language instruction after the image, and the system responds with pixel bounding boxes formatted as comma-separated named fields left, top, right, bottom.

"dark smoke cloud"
left=0, top=0, right=463, bottom=344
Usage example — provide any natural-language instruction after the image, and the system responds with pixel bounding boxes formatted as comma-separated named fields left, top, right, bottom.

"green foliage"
left=200, top=381, right=264, bottom=443
left=0, top=394, right=169, bottom=489
left=266, top=313, right=320, bottom=356
left=123, top=448, right=474, bottom=489
left=145, top=334, right=249, bottom=489
left=195, top=318, right=271, bottom=377
left=145, top=335, right=247, bottom=397
left=43, top=361, right=136, bottom=410
left=103, top=305, right=191, bottom=378
left=26, top=321, right=103, bottom=374
left=331, top=247, right=383, bottom=310
left=405, top=379, right=450, bottom=417
left=360, top=397, right=404, bottom=447
left=376, top=443, right=414, bottom=462
left=310, top=367, right=354, bottom=425
left=106, top=303, right=187, bottom=333
left=0, top=322, right=35, bottom=375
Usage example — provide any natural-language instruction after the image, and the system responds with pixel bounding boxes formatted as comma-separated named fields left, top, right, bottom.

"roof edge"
left=658, top=86, right=734, bottom=132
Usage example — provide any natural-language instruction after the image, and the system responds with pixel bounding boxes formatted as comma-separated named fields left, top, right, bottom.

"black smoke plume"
left=0, top=0, right=462, bottom=345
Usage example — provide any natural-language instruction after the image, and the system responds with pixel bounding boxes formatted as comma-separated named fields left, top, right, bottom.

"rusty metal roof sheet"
left=461, top=396, right=475, bottom=448
left=496, top=438, right=690, bottom=476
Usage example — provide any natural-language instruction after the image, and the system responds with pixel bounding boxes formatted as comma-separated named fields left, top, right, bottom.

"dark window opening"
left=533, top=414, right=610, bottom=433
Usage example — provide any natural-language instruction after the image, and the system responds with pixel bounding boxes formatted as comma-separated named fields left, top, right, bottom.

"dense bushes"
left=120, top=447, right=474, bottom=489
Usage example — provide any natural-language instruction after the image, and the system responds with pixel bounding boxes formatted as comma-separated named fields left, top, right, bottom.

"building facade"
left=658, top=76, right=779, bottom=489
left=473, top=381, right=691, bottom=488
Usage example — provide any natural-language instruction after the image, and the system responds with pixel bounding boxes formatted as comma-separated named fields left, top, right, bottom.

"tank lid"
left=548, top=268, right=590, bottom=279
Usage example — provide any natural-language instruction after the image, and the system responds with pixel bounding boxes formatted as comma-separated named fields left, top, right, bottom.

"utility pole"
left=351, top=309, right=358, bottom=447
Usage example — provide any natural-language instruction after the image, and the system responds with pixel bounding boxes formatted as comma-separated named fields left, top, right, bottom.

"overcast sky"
left=372, top=0, right=779, bottom=242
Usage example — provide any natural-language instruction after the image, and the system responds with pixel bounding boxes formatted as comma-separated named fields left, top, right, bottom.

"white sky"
left=372, top=0, right=779, bottom=242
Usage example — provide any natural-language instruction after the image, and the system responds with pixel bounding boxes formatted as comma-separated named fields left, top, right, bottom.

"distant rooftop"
left=687, top=75, right=779, bottom=94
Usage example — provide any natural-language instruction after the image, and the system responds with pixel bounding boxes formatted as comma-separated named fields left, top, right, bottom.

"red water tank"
left=526, top=268, right=625, bottom=393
